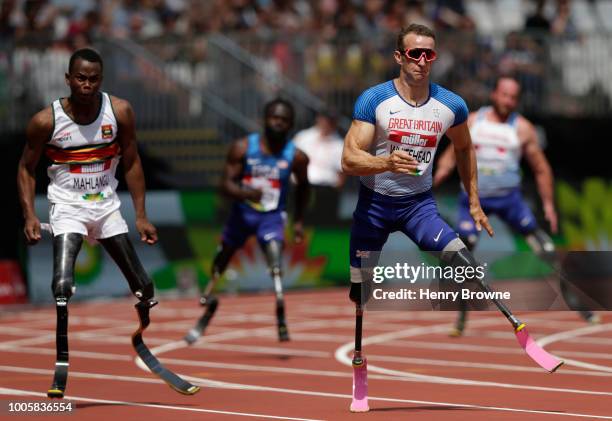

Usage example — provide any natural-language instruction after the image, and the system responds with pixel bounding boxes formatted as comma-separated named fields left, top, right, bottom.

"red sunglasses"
left=402, top=48, right=437, bottom=62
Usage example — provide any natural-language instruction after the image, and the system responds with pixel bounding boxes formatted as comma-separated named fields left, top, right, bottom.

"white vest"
left=353, top=81, right=469, bottom=196
left=46, top=92, right=121, bottom=205
left=469, top=106, right=522, bottom=197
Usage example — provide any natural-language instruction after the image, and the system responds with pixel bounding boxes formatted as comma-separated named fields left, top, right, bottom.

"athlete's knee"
left=440, top=238, right=478, bottom=267
left=124, top=260, right=155, bottom=302
left=525, top=228, right=555, bottom=262
left=134, top=280, right=155, bottom=302
left=52, top=275, right=74, bottom=300
left=349, top=266, right=372, bottom=306
left=439, top=237, right=485, bottom=286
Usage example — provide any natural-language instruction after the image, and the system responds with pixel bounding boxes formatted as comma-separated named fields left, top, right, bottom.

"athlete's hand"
left=24, top=215, right=42, bottom=245
left=544, top=203, right=558, bottom=234
left=136, top=217, right=158, bottom=245
left=470, top=205, right=494, bottom=237
left=293, top=221, right=304, bottom=244
left=244, top=187, right=263, bottom=203
left=387, top=151, right=419, bottom=175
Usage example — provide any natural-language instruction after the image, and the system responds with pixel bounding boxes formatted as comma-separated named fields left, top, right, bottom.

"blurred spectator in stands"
left=35, top=39, right=71, bottom=103
left=384, top=0, right=408, bottom=33
left=17, top=0, right=58, bottom=47
left=190, top=37, right=216, bottom=88
left=105, top=0, right=163, bottom=40
left=355, top=0, right=386, bottom=43
left=65, top=9, right=100, bottom=49
left=261, top=0, right=311, bottom=78
left=434, top=0, right=475, bottom=31
left=551, top=0, right=579, bottom=40
left=260, top=0, right=309, bottom=33
left=308, top=0, right=338, bottom=40
left=336, top=0, right=358, bottom=40
left=0, top=0, right=18, bottom=40
left=144, top=8, right=184, bottom=62
left=405, top=0, right=435, bottom=29
left=525, top=0, right=551, bottom=33
left=294, top=110, right=345, bottom=188
left=448, top=38, right=497, bottom=109
left=220, top=0, right=261, bottom=32
left=498, top=31, right=545, bottom=107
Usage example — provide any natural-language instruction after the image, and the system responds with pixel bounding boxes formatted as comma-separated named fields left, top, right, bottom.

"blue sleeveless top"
left=240, top=133, right=296, bottom=212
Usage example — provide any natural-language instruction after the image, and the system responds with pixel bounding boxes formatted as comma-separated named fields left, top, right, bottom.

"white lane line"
left=0, top=387, right=324, bottom=421
left=537, top=324, right=612, bottom=348
left=535, top=323, right=612, bottom=373
left=334, top=318, right=612, bottom=396
left=386, top=339, right=526, bottom=354
left=384, top=338, right=612, bottom=361
left=194, top=343, right=330, bottom=358
left=3, top=366, right=611, bottom=420
left=178, top=374, right=612, bottom=420
left=367, top=354, right=612, bottom=377
left=0, top=345, right=133, bottom=361
left=481, top=330, right=612, bottom=346
left=133, top=316, right=612, bottom=397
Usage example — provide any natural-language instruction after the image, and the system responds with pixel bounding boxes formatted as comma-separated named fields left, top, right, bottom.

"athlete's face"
left=66, top=58, right=103, bottom=105
left=394, top=33, right=436, bottom=85
left=491, top=78, right=520, bottom=118
left=264, top=104, right=294, bottom=143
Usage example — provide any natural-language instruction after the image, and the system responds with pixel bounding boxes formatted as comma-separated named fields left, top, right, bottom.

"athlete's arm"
left=433, top=112, right=476, bottom=187
left=432, top=145, right=456, bottom=188
left=519, top=118, right=557, bottom=233
left=291, top=149, right=310, bottom=244
left=17, top=107, right=53, bottom=245
left=113, top=96, right=158, bottom=245
left=341, top=119, right=418, bottom=176
left=220, top=138, right=262, bottom=202
left=446, top=121, right=494, bottom=237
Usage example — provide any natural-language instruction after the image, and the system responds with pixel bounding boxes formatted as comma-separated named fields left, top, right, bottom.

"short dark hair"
left=264, top=98, right=294, bottom=120
left=69, top=48, right=103, bottom=74
left=493, top=74, right=521, bottom=91
left=396, top=24, right=436, bottom=52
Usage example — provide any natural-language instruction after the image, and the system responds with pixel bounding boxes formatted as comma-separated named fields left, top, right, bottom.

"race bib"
left=245, top=176, right=280, bottom=212
left=69, top=161, right=113, bottom=193
left=387, top=130, right=438, bottom=176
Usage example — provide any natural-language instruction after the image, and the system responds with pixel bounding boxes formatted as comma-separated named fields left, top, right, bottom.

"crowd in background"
left=3, top=0, right=601, bottom=119
left=0, top=0, right=583, bottom=46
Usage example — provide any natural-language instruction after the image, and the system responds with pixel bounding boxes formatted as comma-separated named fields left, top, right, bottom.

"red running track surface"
left=1, top=288, right=611, bottom=420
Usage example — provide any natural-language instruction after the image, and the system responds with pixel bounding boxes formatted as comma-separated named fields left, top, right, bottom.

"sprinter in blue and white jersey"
left=342, top=23, right=493, bottom=292
left=434, top=76, right=597, bottom=334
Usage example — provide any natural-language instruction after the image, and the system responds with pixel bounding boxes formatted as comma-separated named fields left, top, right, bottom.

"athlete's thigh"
left=399, top=194, right=458, bottom=252
left=349, top=200, right=392, bottom=268
left=496, top=190, right=538, bottom=234
left=92, top=206, right=129, bottom=239
left=221, top=205, right=256, bottom=248
left=49, top=203, right=88, bottom=236
left=256, top=210, right=286, bottom=247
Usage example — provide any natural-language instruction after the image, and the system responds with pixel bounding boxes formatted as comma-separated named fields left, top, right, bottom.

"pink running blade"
left=350, top=358, right=369, bottom=412
left=515, top=326, right=563, bottom=373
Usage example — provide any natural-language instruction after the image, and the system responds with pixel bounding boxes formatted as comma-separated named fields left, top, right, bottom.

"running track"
left=1, top=288, right=611, bottom=420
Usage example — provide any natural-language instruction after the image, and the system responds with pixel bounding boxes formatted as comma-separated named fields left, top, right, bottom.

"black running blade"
left=47, top=362, right=68, bottom=398
left=133, top=332, right=200, bottom=395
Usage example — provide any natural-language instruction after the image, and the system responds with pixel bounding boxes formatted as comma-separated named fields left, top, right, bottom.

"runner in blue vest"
left=185, top=99, right=310, bottom=344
